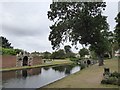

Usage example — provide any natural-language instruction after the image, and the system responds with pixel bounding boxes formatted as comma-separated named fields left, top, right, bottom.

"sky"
left=0, top=0, right=119, bottom=53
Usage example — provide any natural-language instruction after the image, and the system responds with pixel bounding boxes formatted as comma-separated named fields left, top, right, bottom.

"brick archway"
left=23, top=56, right=28, bottom=66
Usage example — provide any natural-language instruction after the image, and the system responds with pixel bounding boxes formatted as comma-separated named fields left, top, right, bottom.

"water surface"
left=2, top=64, right=81, bottom=89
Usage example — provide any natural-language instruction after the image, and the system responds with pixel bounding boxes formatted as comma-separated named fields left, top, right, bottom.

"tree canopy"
left=0, top=36, right=13, bottom=48
left=114, top=12, right=120, bottom=47
left=48, top=2, right=110, bottom=66
left=79, top=48, right=89, bottom=57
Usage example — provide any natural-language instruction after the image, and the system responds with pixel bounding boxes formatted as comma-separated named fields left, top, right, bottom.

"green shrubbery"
left=101, top=71, right=120, bottom=86
left=1, top=48, right=16, bottom=55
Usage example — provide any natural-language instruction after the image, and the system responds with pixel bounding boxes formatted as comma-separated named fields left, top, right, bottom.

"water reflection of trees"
left=43, top=67, right=50, bottom=71
left=22, top=70, right=27, bottom=78
left=65, top=65, right=75, bottom=75
left=52, top=64, right=76, bottom=75
left=52, top=66, right=66, bottom=72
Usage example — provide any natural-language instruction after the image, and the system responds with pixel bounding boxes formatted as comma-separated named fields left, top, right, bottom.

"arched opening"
left=23, top=56, right=28, bottom=66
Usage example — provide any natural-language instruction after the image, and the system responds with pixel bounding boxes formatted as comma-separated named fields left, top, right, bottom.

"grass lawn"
left=43, top=58, right=119, bottom=88
left=0, top=59, right=73, bottom=72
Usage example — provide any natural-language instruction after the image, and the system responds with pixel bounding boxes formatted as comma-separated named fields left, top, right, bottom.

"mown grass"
left=42, top=58, right=119, bottom=88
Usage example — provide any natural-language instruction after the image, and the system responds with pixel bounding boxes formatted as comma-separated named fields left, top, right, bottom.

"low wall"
left=32, top=56, right=42, bottom=66
left=0, top=55, right=43, bottom=69
left=1, top=55, right=16, bottom=68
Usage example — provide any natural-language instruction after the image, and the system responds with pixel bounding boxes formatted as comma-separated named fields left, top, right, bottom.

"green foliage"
left=64, top=45, right=71, bottom=54
left=43, top=51, right=51, bottom=59
left=90, top=50, right=97, bottom=59
left=50, top=49, right=66, bottom=59
left=2, top=48, right=16, bottom=55
left=47, top=2, right=110, bottom=66
left=111, top=71, right=120, bottom=78
left=14, top=48, right=23, bottom=54
left=79, top=48, right=89, bottom=57
left=64, top=45, right=75, bottom=58
left=0, top=36, right=13, bottom=48
left=101, top=77, right=118, bottom=85
left=48, top=2, right=108, bottom=50
left=101, top=71, right=120, bottom=86
left=114, top=12, right=120, bottom=47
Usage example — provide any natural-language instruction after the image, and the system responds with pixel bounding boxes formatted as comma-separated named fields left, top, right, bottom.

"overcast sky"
left=0, top=0, right=119, bottom=53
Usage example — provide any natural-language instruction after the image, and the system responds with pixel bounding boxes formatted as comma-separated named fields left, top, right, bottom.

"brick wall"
left=32, top=56, right=42, bottom=66
left=1, top=55, right=16, bottom=68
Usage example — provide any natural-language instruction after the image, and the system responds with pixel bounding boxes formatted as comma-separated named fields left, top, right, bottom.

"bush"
left=111, top=71, right=120, bottom=78
left=101, top=71, right=120, bottom=86
left=2, top=48, right=16, bottom=55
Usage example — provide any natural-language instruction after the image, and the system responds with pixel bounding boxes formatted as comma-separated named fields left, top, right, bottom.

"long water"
left=2, top=64, right=81, bottom=89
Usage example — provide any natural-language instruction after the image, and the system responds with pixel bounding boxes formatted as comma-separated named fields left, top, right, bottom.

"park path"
left=43, top=59, right=118, bottom=88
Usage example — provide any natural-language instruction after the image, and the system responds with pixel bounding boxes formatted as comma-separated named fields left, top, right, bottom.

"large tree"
left=114, top=12, right=120, bottom=47
left=48, top=2, right=109, bottom=66
left=0, top=36, right=13, bottom=48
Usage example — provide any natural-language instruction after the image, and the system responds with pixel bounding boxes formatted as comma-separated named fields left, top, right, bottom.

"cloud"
left=1, top=2, right=53, bottom=52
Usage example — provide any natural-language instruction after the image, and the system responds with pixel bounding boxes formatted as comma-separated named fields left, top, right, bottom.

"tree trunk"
left=98, top=54, right=104, bottom=66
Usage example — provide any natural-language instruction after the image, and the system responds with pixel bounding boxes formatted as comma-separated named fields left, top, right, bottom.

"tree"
left=64, top=45, right=75, bottom=58
left=43, top=51, right=51, bottom=59
left=50, top=49, right=66, bottom=59
left=79, top=48, right=89, bottom=58
left=14, top=48, right=23, bottom=54
left=64, top=45, right=71, bottom=54
left=48, top=2, right=109, bottom=66
left=114, top=12, right=120, bottom=47
left=0, top=36, right=13, bottom=48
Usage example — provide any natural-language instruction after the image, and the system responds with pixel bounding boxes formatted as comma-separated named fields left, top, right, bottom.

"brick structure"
left=2, top=55, right=16, bottom=68
left=1, top=52, right=43, bottom=68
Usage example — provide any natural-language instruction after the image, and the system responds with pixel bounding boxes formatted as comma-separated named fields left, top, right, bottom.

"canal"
left=2, top=64, right=81, bottom=89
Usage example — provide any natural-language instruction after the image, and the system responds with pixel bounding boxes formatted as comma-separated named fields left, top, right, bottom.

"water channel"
left=2, top=64, right=81, bottom=89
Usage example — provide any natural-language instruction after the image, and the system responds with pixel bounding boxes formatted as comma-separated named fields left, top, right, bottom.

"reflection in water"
left=2, top=64, right=80, bottom=88
left=52, top=66, right=66, bottom=72
left=65, top=65, right=75, bottom=75
left=22, top=70, right=27, bottom=78
left=2, top=68, right=41, bottom=80
left=43, top=67, right=50, bottom=71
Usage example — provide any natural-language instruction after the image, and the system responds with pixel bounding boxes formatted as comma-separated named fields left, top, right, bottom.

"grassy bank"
left=0, top=59, right=73, bottom=72
left=42, top=58, right=119, bottom=88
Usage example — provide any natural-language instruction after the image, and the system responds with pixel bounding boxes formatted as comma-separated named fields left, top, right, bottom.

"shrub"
left=101, top=71, right=120, bottom=86
left=2, top=48, right=16, bottom=55
left=111, top=71, right=120, bottom=78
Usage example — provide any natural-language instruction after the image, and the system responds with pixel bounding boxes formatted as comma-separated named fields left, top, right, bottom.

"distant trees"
left=114, top=12, right=120, bottom=47
left=0, top=36, right=13, bottom=48
left=51, top=49, right=66, bottom=59
left=64, top=45, right=75, bottom=58
left=43, top=51, right=51, bottom=59
left=79, top=48, right=89, bottom=58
